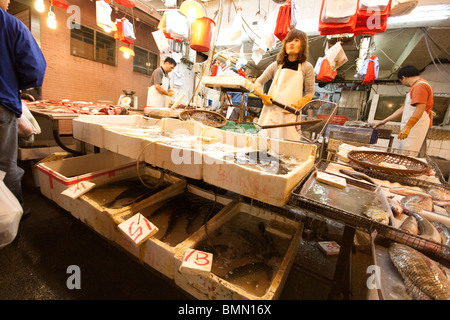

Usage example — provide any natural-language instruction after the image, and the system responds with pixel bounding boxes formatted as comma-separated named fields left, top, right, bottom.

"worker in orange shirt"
left=374, top=65, right=434, bottom=156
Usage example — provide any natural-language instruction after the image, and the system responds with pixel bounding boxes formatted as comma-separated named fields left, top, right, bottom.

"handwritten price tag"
left=118, top=213, right=159, bottom=246
left=317, top=241, right=340, bottom=256
left=61, top=181, right=96, bottom=199
left=179, top=248, right=213, bottom=275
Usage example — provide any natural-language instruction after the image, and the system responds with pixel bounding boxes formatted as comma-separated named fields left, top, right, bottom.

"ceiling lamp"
left=47, top=1, right=56, bottom=29
left=120, top=45, right=135, bottom=59
left=35, top=0, right=45, bottom=12
left=47, top=9, right=56, bottom=29
left=180, top=0, right=205, bottom=23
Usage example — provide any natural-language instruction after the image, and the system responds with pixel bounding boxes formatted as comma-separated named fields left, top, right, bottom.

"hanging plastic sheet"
left=230, top=5, right=243, bottom=42
left=354, top=0, right=390, bottom=36
left=316, top=57, right=337, bottom=82
left=355, top=55, right=379, bottom=84
left=274, top=0, right=292, bottom=41
left=152, top=29, right=169, bottom=52
left=96, top=0, right=113, bottom=31
left=325, top=41, right=348, bottom=70
left=166, top=10, right=188, bottom=41
left=114, top=18, right=134, bottom=44
left=318, top=0, right=359, bottom=35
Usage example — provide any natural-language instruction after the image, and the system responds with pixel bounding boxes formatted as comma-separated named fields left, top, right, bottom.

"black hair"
left=397, top=65, right=420, bottom=79
left=164, top=57, right=177, bottom=66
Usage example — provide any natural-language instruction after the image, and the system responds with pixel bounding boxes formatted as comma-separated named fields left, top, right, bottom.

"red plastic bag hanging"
left=362, top=55, right=376, bottom=84
left=114, top=18, right=133, bottom=44
left=317, top=58, right=337, bottom=82
left=274, top=0, right=292, bottom=41
left=114, top=0, right=135, bottom=7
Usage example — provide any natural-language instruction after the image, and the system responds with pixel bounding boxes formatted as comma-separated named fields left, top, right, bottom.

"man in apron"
left=374, top=65, right=434, bottom=156
left=251, top=29, right=315, bottom=141
left=146, top=57, right=177, bottom=108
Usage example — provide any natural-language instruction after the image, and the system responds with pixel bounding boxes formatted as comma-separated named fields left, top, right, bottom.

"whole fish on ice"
left=389, top=243, right=450, bottom=300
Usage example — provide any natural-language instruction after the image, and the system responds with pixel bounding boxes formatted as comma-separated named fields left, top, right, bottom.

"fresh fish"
left=408, top=212, right=441, bottom=243
left=389, top=243, right=450, bottom=300
left=427, top=188, right=450, bottom=201
left=400, top=216, right=419, bottom=235
left=339, top=169, right=376, bottom=184
left=401, top=194, right=434, bottom=214
left=387, top=196, right=403, bottom=217
left=103, top=180, right=168, bottom=209
left=432, top=221, right=450, bottom=246
left=390, top=187, right=432, bottom=199
left=361, top=205, right=390, bottom=225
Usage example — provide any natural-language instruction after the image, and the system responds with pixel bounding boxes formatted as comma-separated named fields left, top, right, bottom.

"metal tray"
left=289, top=161, right=450, bottom=260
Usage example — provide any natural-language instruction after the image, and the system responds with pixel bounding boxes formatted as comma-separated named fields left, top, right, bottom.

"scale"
left=118, top=90, right=138, bottom=110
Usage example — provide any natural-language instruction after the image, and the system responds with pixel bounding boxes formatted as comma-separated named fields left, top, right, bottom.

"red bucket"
left=190, top=17, right=215, bottom=52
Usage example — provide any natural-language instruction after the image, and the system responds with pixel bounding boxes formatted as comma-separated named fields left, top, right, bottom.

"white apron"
left=146, top=75, right=169, bottom=108
left=398, top=80, right=431, bottom=154
left=258, top=63, right=304, bottom=141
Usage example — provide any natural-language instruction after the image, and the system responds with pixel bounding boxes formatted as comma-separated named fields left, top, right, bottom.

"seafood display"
left=389, top=243, right=450, bottom=300
left=27, top=100, right=141, bottom=115
left=362, top=205, right=390, bottom=225
left=138, top=193, right=225, bottom=247
left=194, top=213, right=294, bottom=297
left=301, top=171, right=391, bottom=223
left=83, top=175, right=170, bottom=209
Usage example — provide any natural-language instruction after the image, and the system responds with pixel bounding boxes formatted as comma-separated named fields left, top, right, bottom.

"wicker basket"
left=347, top=150, right=431, bottom=176
left=179, top=110, right=227, bottom=128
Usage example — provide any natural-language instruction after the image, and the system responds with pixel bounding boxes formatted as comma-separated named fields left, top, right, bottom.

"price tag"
left=61, top=181, right=96, bottom=199
left=118, top=213, right=159, bottom=246
left=317, top=241, right=340, bottom=256
left=179, top=248, right=213, bottom=275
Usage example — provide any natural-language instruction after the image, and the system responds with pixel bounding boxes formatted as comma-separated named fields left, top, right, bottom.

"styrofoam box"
left=202, top=136, right=317, bottom=207
left=173, top=201, right=303, bottom=300
left=70, top=166, right=187, bottom=241
left=72, top=115, right=161, bottom=149
left=37, top=151, right=140, bottom=212
left=149, top=118, right=205, bottom=179
left=112, top=184, right=233, bottom=279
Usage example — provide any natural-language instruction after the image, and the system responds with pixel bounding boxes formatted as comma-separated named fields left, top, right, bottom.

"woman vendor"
left=250, top=28, right=315, bottom=140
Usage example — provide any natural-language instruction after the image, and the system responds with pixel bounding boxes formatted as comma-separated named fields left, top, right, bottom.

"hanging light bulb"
left=47, top=9, right=56, bottom=29
left=35, top=0, right=45, bottom=12
left=119, top=45, right=135, bottom=59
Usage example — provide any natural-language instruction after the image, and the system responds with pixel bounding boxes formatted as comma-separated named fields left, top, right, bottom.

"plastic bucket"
left=190, top=17, right=215, bottom=52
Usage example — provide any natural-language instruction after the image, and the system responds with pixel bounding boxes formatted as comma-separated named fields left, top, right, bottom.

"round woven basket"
left=179, top=110, right=227, bottom=128
left=347, top=150, right=431, bottom=176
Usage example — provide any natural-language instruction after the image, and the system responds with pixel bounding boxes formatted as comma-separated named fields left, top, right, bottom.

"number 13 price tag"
left=118, top=213, right=159, bottom=246
left=179, top=248, right=213, bottom=275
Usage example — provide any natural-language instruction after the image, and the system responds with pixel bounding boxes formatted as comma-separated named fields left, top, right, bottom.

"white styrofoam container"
left=72, top=115, right=160, bottom=148
left=112, top=184, right=233, bottom=279
left=173, top=201, right=303, bottom=300
left=36, top=151, right=139, bottom=212
left=71, top=167, right=186, bottom=242
left=202, top=136, right=317, bottom=207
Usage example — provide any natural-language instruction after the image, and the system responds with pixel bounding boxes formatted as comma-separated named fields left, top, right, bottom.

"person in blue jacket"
left=0, top=0, right=46, bottom=214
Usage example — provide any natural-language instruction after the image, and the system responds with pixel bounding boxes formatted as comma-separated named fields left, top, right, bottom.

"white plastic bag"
left=229, top=7, right=243, bottom=42
left=0, top=171, right=23, bottom=249
left=389, top=0, right=418, bottom=17
left=123, top=18, right=136, bottom=41
left=152, top=30, right=169, bottom=52
left=325, top=42, right=348, bottom=70
left=96, top=0, right=113, bottom=31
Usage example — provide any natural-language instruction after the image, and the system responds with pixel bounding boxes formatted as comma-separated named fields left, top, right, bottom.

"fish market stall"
left=22, top=100, right=143, bottom=159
